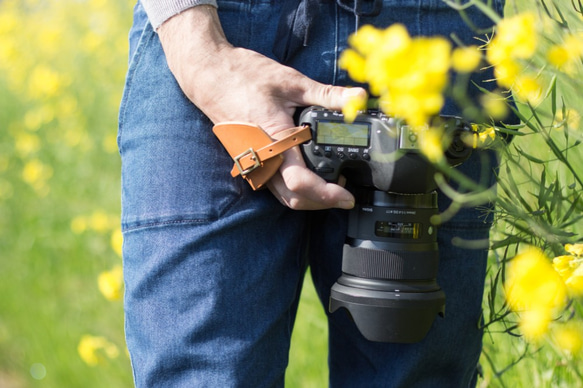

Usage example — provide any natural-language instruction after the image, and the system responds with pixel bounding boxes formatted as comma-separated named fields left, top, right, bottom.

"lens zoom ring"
left=342, top=245, right=439, bottom=280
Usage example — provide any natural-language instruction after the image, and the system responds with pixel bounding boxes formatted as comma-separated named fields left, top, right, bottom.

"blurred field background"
left=0, top=0, right=581, bottom=387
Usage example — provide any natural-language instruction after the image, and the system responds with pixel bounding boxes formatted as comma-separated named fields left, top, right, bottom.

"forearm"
left=140, top=0, right=218, bottom=30
left=155, top=5, right=359, bottom=210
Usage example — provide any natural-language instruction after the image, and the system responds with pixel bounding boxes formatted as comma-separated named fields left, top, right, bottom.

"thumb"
left=300, top=82, right=367, bottom=111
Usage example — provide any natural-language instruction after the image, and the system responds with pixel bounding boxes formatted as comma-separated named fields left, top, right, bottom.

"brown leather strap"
left=212, top=122, right=312, bottom=190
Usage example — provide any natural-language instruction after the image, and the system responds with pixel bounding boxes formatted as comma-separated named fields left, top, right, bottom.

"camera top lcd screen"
left=316, top=121, right=370, bottom=147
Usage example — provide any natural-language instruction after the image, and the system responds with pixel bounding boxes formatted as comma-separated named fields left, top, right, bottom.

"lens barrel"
left=329, top=191, right=445, bottom=343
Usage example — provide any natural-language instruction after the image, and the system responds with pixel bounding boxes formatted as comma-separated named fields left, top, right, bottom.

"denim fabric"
left=119, top=0, right=503, bottom=386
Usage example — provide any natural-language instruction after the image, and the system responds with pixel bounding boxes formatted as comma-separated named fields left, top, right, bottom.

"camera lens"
left=329, top=190, right=445, bottom=343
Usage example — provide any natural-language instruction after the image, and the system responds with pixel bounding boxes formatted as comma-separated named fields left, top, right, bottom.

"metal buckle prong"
left=234, top=148, right=261, bottom=176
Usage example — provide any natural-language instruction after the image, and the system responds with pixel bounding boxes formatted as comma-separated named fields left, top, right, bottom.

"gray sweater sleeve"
left=140, top=0, right=219, bottom=30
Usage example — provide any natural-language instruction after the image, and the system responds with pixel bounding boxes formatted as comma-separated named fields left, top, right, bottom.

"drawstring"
left=273, top=0, right=384, bottom=63
left=336, top=0, right=383, bottom=33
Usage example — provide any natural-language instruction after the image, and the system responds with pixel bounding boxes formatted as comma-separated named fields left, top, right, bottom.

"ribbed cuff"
left=140, top=0, right=218, bottom=30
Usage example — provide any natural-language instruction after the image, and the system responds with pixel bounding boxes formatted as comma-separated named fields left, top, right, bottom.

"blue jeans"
left=119, top=0, right=503, bottom=386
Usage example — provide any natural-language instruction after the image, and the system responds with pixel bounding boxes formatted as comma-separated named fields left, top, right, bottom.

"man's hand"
left=158, top=5, right=364, bottom=210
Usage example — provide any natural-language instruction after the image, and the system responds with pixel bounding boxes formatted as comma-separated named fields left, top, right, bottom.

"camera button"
left=315, top=162, right=334, bottom=173
left=362, top=153, right=371, bottom=161
left=349, top=153, right=358, bottom=160
left=337, top=152, right=346, bottom=159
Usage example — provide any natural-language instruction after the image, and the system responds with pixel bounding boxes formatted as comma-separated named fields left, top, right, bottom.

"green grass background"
left=0, top=0, right=581, bottom=387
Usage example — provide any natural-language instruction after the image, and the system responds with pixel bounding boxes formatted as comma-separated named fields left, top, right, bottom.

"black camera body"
left=300, top=106, right=471, bottom=192
left=298, top=106, right=472, bottom=343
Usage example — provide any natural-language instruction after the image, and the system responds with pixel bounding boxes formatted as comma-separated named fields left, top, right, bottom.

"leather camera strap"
left=213, top=122, right=312, bottom=190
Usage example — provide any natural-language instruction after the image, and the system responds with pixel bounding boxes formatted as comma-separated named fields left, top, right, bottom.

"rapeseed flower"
left=111, top=228, right=123, bottom=258
left=487, top=12, right=538, bottom=65
left=340, top=24, right=451, bottom=127
left=553, top=244, right=583, bottom=296
left=70, top=216, right=88, bottom=235
left=472, top=126, right=497, bottom=148
left=548, top=33, right=583, bottom=75
left=566, top=243, right=583, bottom=257
left=519, top=308, right=552, bottom=341
left=506, top=246, right=567, bottom=311
left=512, top=74, right=543, bottom=105
left=417, top=127, right=446, bottom=163
left=480, top=91, right=509, bottom=120
left=77, top=335, right=119, bottom=366
left=98, top=265, right=124, bottom=301
left=486, top=12, right=539, bottom=93
left=451, top=45, right=482, bottom=73
left=552, top=323, right=583, bottom=355
left=505, top=246, right=567, bottom=340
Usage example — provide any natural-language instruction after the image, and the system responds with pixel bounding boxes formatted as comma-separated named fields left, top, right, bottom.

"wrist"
left=158, top=5, right=232, bottom=79
left=142, top=0, right=219, bottom=31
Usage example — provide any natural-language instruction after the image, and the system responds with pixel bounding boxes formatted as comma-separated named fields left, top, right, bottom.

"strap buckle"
left=234, top=148, right=261, bottom=176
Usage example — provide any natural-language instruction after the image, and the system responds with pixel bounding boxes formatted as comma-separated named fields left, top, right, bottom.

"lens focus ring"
left=342, top=244, right=439, bottom=280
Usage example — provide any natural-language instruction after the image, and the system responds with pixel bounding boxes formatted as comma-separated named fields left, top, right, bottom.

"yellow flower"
left=28, top=64, right=63, bottom=99
left=491, top=12, right=538, bottom=62
left=111, top=228, right=123, bottom=258
left=492, top=59, right=521, bottom=89
left=89, top=210, right=112, bottom=233
left=519, top=307, right=552, bottom=341
left=552, top=323, right=583, bottom=355
left=505, top=246, right=567, bottom=312
left=22, top=159, right=53, bottom=188
left=342, top=91, right=367, bottom=123
left=14, top=132, right=41, bottom=156
left=465, top=125, right=497, bottom=149
left=338, top=49, right=367, bottom=84
left=553, top=255, right=576, bottom=279
left=479, top=126, right=497, bottom=143
left=565, top=243, right=583, bottom=257
left=546, top=34, right=583, bottom=75
left=451, top=45, right=482, bottom=73
left=547, top=44, right=569, bottom=68
left=24, top=106, right=55, bottom=131
left=486, top=13, right=539, bottom=91
left=78, top=335, right=119, bottom=366
left=70, top=216, right=88, bottom=235
left=563, top=33, right=583, bottom=58
left=341, top=24, right=450, bottom=127
left=512, top=74, right=543, bottom=104
left=417, top=127, right=446, bottom=163
left=347, top=24, right=384, bottom=56
left=481, top=92, right=509, bottom=120
left=98, top=265, right=124, bottom=301
left=565, top=265, right=583, bottom=296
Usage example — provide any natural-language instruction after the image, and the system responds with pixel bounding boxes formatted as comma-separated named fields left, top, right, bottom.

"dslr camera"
left=299, top=106, right=472, bottom=343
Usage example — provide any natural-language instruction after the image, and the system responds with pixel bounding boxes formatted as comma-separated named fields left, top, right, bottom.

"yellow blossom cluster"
left=505, top=246, right=566, bottom=340
left=77, top=335, right=119, bottom=367
left=0, top=0, right=131, bottom=200
left=1, top=0, right=133, bottom=375
left=486, top=11, right=583, bottom=106
left=339, top=24, right=452, bottom=127
left=486, top=12, right=544, bottom=104
left=98, top=264, right=124, bottom=301
left=546, top=33, right=583, bottom=76
left=70, top=210, right=124, bottom=300
left=505, top=245, right=583, bottom=354
left=553, top=244, right=583, bottom=296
